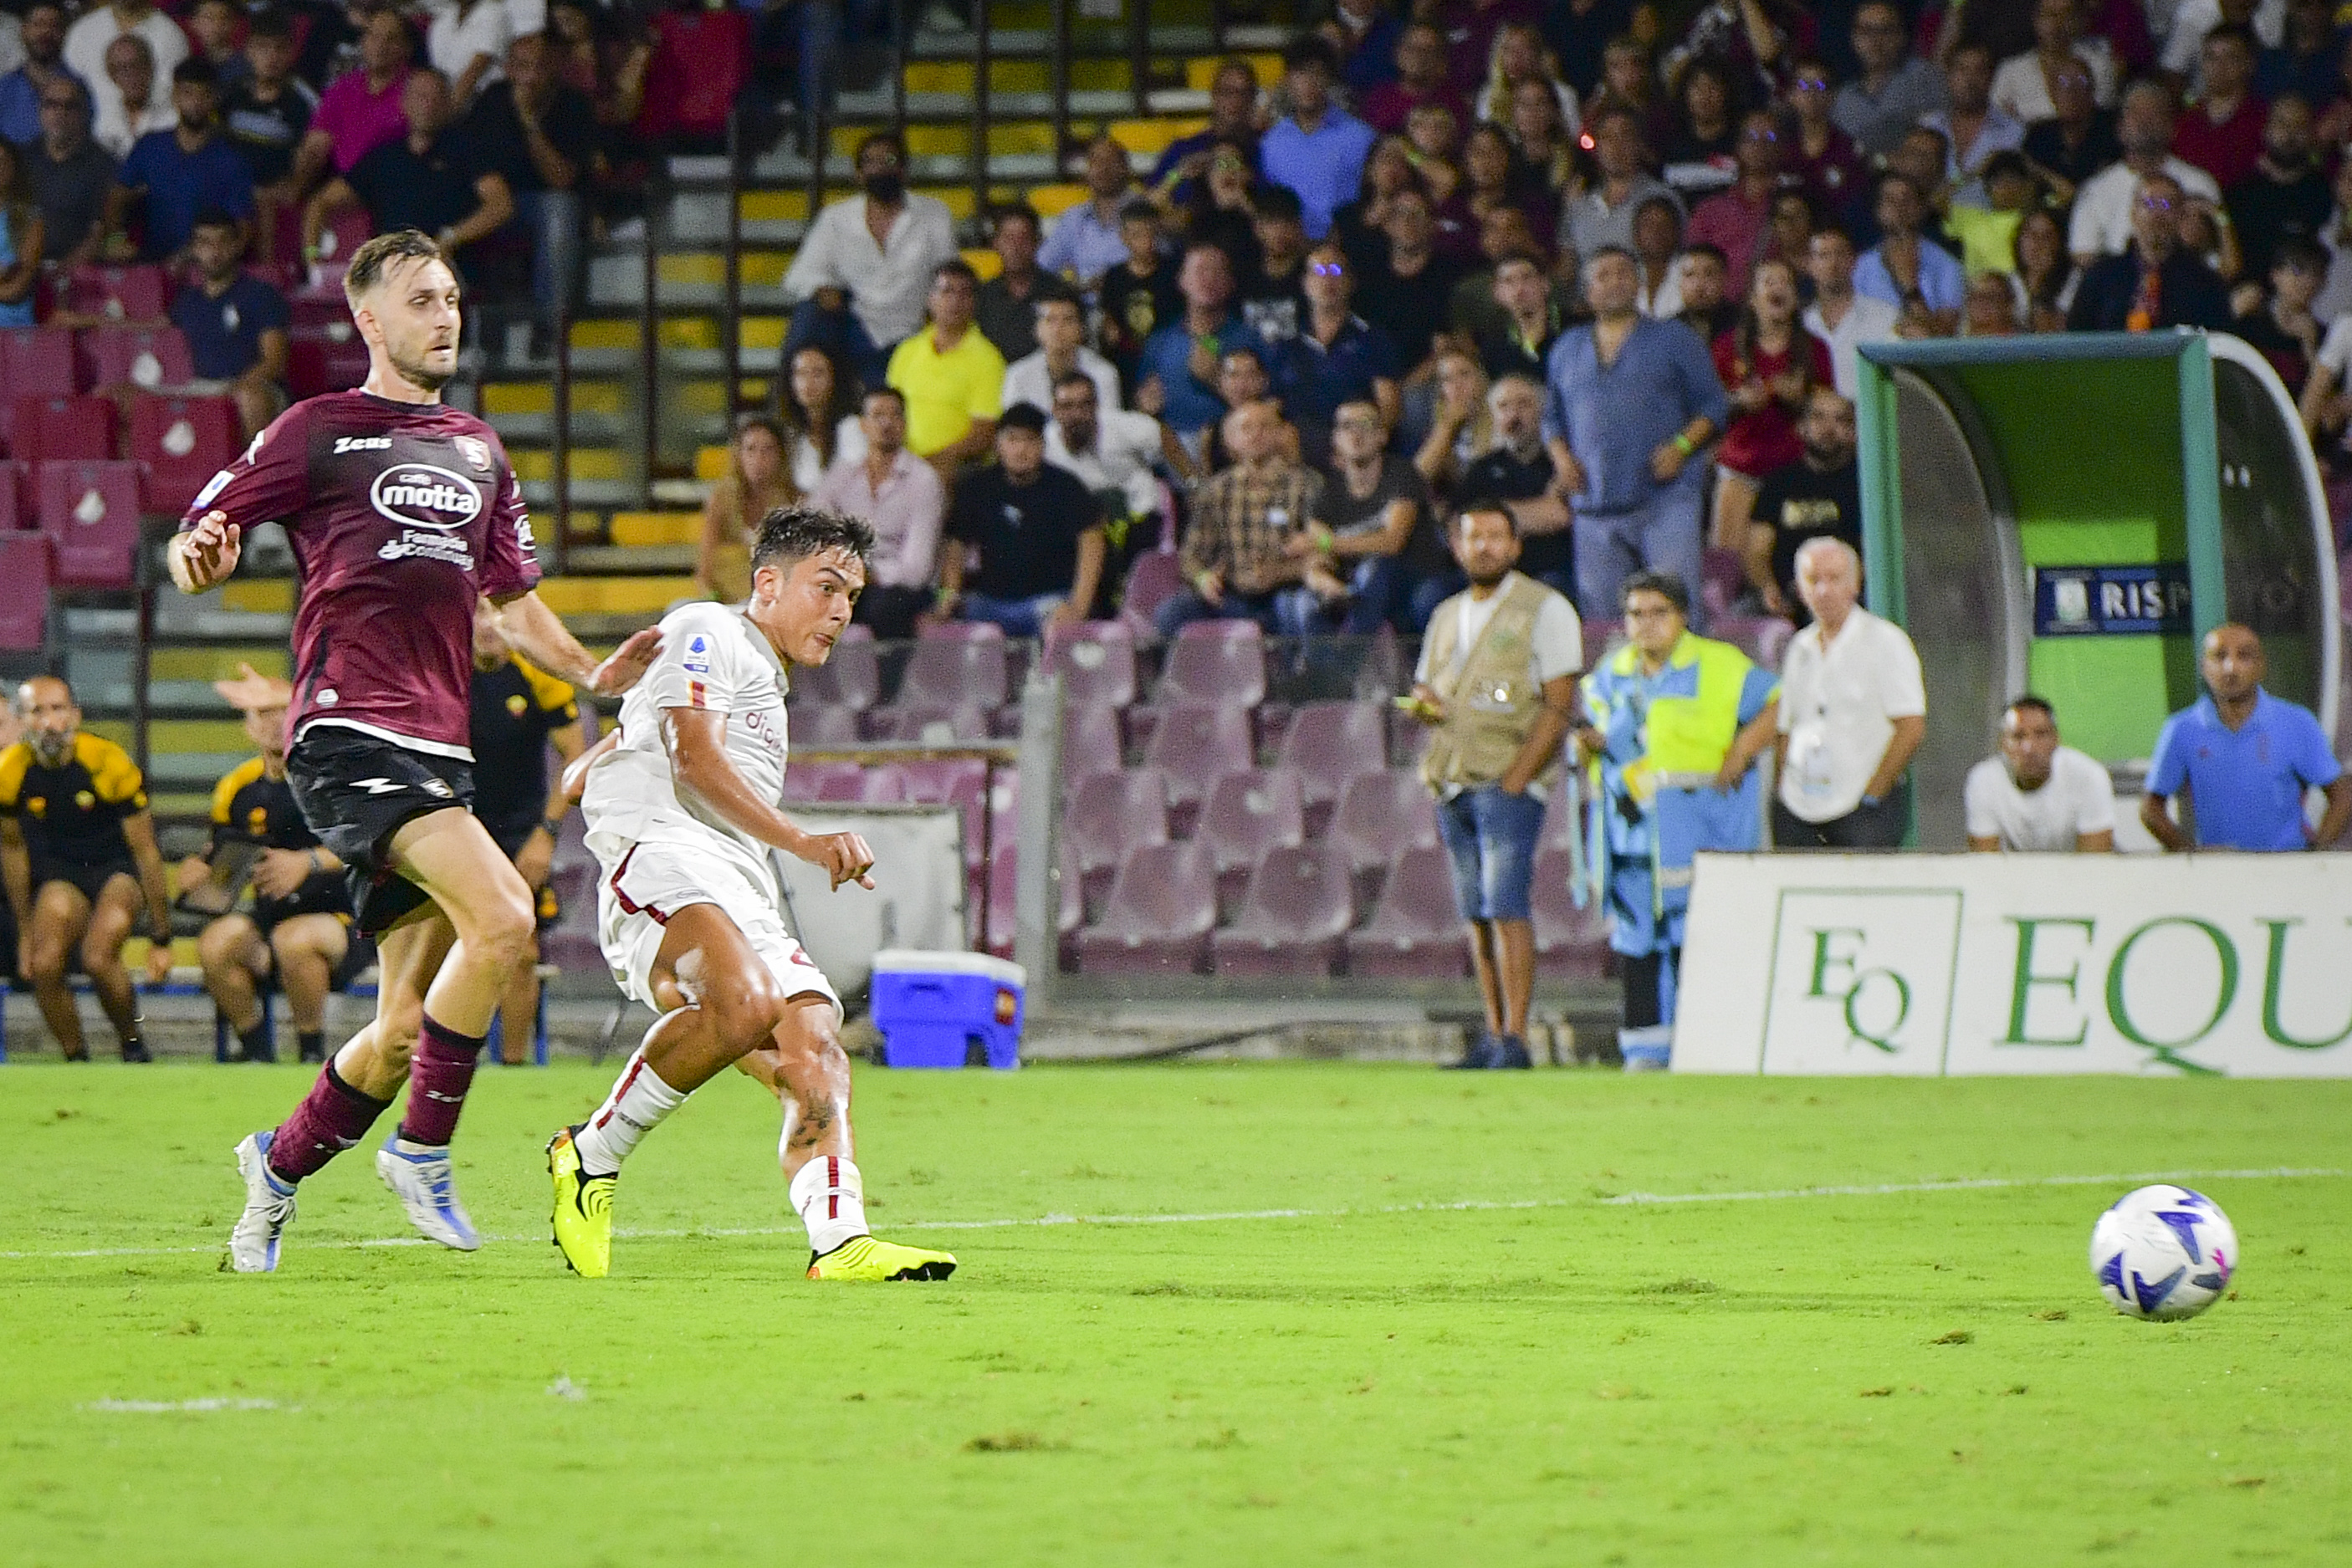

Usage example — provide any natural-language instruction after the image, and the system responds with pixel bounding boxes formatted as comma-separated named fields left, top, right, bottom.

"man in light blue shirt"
left=1037, top=133, right=1138, bottom=287
left=2142, top=623, right=2352, bottom=851
left=1542, top=245, right=1728, bottom=625
left=0, top=2, right=79, bottom=148
left=1256, top=38, right=1374, bottom=241
left=1853, top=172, right=1965, bottom=330
left=1136, top=239, right=1265, bottom=440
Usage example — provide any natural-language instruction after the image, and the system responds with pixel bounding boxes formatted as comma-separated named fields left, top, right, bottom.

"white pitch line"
left=0, top=1167, right=2337, bottom=1264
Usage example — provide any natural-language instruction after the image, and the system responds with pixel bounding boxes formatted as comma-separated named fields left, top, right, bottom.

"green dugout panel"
left=1854, top=332, right=2339, bottom=848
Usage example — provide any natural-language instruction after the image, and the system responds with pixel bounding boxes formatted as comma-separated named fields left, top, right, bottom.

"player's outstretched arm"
left=170, top=512, right=243, bottom=594
left=662, top=706, right=875, bottom=890
left=493, top=591, right=662, bottom=698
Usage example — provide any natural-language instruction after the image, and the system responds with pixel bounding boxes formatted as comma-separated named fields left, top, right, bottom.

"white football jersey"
left=582, top=600, right=793, bottom=866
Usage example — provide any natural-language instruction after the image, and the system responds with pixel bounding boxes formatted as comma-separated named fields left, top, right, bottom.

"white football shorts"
left=592, top=829, right=842, bottom=1024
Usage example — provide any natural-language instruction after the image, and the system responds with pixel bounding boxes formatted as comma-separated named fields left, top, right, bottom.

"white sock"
left=789, top=1153, right=868, bottom=1255
left=570, top=1049, right=689, bottom=1176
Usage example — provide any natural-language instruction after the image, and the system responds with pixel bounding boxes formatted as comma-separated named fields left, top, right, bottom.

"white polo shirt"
left=1776, top=605, right=1927, bottom=823
left=1803, top=294, right=1901, bottom=399
left=2066, top=157, right=2221, bottom=258
left=1964, top=746, right=2117, bottom=850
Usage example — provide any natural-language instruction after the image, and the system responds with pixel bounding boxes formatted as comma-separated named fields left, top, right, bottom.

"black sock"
left=297, top=1029, right=325, bottom=1061
left=238, top=1023, right=274, bottom=1060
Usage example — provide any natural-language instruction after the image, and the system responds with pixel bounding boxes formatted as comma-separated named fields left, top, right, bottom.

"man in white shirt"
left=1992, top=0, right=2119, bottom=123
left=1803, top=226, right=1900, bottom=398
left=552, top=507, right=957, bottom=1285
left=781, top=130, right=960, bottom=388
left=806, top=385, right=944, bottom=641
left=1002, top=295, right=1121, bottom=416
left=1965, top=696, right=2117, bottom=851
left=1046, top=369, right=1165, bottom=534
left=2068, top=79, right=2222, bottom=260
left=1773, top=537, right=1926, bottom=849
left=90, top=31, right=174, bottom=158
left=64, top=0, right=186, bottom=130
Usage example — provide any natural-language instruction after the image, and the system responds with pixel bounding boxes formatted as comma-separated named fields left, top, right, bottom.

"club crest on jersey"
left=455, top=436, right=493, bottom=472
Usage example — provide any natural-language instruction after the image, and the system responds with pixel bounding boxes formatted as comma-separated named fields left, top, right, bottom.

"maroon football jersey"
left=183, top=391, right=542, bottom=758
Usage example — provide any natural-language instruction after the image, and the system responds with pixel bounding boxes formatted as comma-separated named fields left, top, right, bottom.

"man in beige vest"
left=1404, top=501, right=1584, bottom=1070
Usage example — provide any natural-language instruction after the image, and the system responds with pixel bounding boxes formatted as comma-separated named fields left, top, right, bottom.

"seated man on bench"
left=181, top=665, right=351, bottom=1064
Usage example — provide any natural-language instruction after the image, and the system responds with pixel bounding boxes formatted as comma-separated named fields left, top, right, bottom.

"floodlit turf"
left=2, top=1062, right=2347, bottom=1567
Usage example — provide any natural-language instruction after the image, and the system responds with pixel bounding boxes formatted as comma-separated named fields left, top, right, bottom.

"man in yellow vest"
left=1576, top=570, right=1780, bottom=1068
left=1404, top=500, right=1584, bottom=1070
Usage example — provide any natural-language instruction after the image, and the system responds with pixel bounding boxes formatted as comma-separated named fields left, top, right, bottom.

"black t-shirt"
left=27, top=139, right=116, bottom=259
left=0, top=735, right=145, bottom=870
left=1751, top=455, right=1862, bottom=621
left=2225, top=166, right=2332, bottom=278
left=468, top=656, right=579, bottom=849
left=2022, top=115, right=2121, bottom=196
left=1240, top=264, right=1309, bottom=345
left=346, top=132, right=485, bottom=240
left=1314, top=452, right=1429, bottom=559
left=290, top=0, right=360, bottom=90
left=207, top=755, right=346, bottom=924
left=1095, top=258, right=1182, bottom=383
left=458, top=80, right=599, bottom=197
left=1355, top=252, right=1469, bottom=370
left=2230, top=305, right=2318, bottom=393
left=975, top=269, right=1080, bottom=365
left=1460, top=445, right=1567, bottom=580
left=947, top=463, right=1103, bottom=600
left=223, top=78, right=318, bottom=187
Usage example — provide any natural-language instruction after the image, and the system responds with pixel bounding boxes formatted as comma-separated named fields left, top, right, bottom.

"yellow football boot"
left=807, top=1235, right=958, bottom=1281
left=548, top=1125, right=615, bottom=1278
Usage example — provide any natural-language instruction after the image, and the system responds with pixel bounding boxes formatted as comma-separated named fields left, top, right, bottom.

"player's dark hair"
left=2006, top=694, right=2057, bottom=721
left=1623, top=569, right=1690, bottom=615
left=1457, top=496, right=1518, bottom=536
left=344, top=228, right=449, bottom=304
left=750, top=506, right=876, bottom=577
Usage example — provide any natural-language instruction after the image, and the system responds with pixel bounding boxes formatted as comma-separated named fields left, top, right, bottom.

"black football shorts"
left=287, top=726, right=476, bottom=935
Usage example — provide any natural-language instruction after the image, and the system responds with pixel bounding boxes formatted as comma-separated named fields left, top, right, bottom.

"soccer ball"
left=2089, top=1185, right=2237, bottom=1321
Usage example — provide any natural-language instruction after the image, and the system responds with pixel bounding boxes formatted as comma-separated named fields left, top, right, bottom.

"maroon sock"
left=268, top=1062, right=392, bottom=1182
left=396, top=1014, right=487, bottom=1147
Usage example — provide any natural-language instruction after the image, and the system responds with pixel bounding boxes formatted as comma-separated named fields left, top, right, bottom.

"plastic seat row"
left=0, top=396, right=240, bottom=511
left=0, top=459, right=160, bottom=588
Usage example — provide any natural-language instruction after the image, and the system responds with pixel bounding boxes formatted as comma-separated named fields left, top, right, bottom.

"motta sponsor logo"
left=370, top=464, right=483, bottom=531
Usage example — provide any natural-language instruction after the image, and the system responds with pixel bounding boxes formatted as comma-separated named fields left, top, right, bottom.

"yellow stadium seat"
left=1185, top=53, right=1279, bottom=89
left=609, top=512, right=703, bottom=547
left=1110, top=117, right=1207, bottom=155
left=963, top=248, right=1004, bottom=280
left=695, top=445, right=730, bottom=481
left=1026, top=182, right=1087, bottom=217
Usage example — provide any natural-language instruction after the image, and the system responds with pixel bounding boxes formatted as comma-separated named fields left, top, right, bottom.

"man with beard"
left=782, top=130, right=959, bottom=387
left=2226, top=94, right=2329, bottom=278
left=0, top=676, right=175, bottom=1061
left=1742, top=386, right=1860, bottom=623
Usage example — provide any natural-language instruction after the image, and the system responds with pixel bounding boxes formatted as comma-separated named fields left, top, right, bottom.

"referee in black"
left=469, top=600, right=590, bottom=1063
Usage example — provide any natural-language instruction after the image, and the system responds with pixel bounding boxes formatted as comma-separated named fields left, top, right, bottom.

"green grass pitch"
left=2, top=1061, right=2347, bottom=1566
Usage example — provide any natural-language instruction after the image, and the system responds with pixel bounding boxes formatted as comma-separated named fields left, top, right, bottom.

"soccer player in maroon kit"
left=171, top=229, right=659, bottom=1273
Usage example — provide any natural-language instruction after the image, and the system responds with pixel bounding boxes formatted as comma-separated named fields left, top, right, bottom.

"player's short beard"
left=388, top=343, right=455, bottom=395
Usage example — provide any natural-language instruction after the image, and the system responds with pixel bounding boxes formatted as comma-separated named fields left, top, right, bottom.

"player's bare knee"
left=464, top=885, right=537, bottom=977
left=712, top=973, right=792, bottom=1057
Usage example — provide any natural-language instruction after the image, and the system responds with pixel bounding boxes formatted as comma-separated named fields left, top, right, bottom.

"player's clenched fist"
left=173, top=512, right=243, bottom=592
left=791, top=827, right=877, bottom=891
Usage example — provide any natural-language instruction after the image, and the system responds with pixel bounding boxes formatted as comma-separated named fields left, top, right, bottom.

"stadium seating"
left=36, top=461, right=143, bottom=587
left=285, top=338, right=369, bottom=401
left=83, top=327, right=196, bottom=392
left=1271, top=699, right=1387, bottom=833
left=8, top=396, right=117, bottom=465
left=0, top=534, right=54, bottom=650
left=897, top=620, right=1010, bottom=710
left=780, top=758, right=863, bottom=800
left=790, top=622, right=879, bottom=708
left=1530, top=847, right=1611, bottom=979
left=0, top=460, right=24, bottom=530
left=1118, top=550, right=1184, bottom=639
left=1066, top=766, right=1170, bottom=908
left=1151, top=619, right=1267, bottom=709
left=1073, top=840, right=1216, bottom=975
left=1041, top=619, right=1138, bottom=712
left=1136, top=701, right=1253, bottom=830
left=0, top=329, right=77, bottom=399
left=789, top=702, right=861, bottom=746
left=872, top=701, right=994, bottom=744
left=894, top=756, right=994, bottom=866
left=131, top=395, right=240, bottom=512
left=1196, top=767, right=1305, bottom=907
left=64, top=265, right=167, bottom=322
left=1059, top=704, right=1125, bottom=789
left=1327, top=768, right=1441, bottom=878
left=1343, top=844, right=1469, bottom=979
left=1209, top=845, right=1352, bottom=976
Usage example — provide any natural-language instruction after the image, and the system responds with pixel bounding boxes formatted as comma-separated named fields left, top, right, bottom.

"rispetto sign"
left=1673, top=854, right=2352, bottom=1076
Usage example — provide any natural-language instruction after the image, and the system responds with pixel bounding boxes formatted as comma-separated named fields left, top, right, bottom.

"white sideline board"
left=1674, top=852, right=2352, bottom=1077
left=770, top=804, right=965, bottom=1004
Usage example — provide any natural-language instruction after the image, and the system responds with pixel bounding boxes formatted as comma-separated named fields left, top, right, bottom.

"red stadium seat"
left=299, top=210, right=373, bottom=295
left=1328, top=769, right=1440, bottom=876
left=1700, top=547, right=1746, bottom=619
left=1073, top=841, right=1215, bottom=976
left=82, top=326, right=197, bottom=392
left=64, top=265, right=167, bottom=322
left=130, top=394, right=240, bottom=512
left=787, top=702, right=860, bottom=746
left=1065, top=767, right=1168, bottom=907
left=856, top=766, right=909, bottom=804
left=1582, top=618, right=1623, bottom=671
left=0, top=460, right=26, bottom=530
left=0, top=328, right=79, bottom=397
left=1209, top=845, right=1352, bottom=977
left=790, top=621, right=878, bottom=708
left=1344, top=843, right=1468, bottom=979
left=778, top=759, right=863, bottom=801
left=1059, top=704, right=1124, bottom=789
left=1152, top=618, right=1266, bottom=708
left=285, top=338, right=368, bottom=400
left=10, top=396, right=119, bottom=465
left=36, top=460, right=144, bottom=587
left=1119, top=550, right=1184, bottom=639
left=637, top=6, right=750, bottom=141
left=979, top=837, right=1081, bottom=961
left=1136, top=701, right=1254, bottom=829
left=0, top=534, right=54, bottom=649
left=896, top=757, right=991, bottom=866
left=1531, top=846, right=1611, bottom=979
left=1271, top=699, right=1387, bottom=832
left=898, top=621, right=1010, bottom=708
left=1195, top=767, right=1304, bottom=906
left=871, top=702, right=992, bottom=744
left=1041, top=619, right=1137, bottom=712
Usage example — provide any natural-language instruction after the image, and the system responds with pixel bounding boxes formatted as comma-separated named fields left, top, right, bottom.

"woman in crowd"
left=1506, top=76, right=1584, bottom=203
left=1961, top=269, right=2022, bottom=335
left=0, top=140, right=42, bottom=329
left=1332, top=135, right=1422, bottom=271
left=1658, top=58, right=1742, bottom=201
left=2012, top=207, right=2079, bottom=330
left=1166, top=135, right=1264, bottom=287
left=1414, top=345, right=1495, bottom=500
left=1475, top=22, right=1579, bottom=136
left=550, top=0, right=651, bottom=127
left=698, top=414, right=796, bottom=604
left=1709, top=258, right=1833, bottom=550
left=1459, top=123, right=1555, bottom=257
left=773, top=345, right=865, bottom=492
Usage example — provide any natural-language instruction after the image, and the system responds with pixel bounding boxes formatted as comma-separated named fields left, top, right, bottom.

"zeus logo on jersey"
left=335, top=436, right=393, bottom=453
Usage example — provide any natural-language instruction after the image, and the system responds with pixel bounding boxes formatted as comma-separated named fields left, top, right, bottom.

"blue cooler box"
left=868, top=949, right=1026, bottom=1069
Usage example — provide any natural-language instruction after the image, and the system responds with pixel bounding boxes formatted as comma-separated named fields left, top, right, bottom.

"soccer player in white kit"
left=549, top=507, right=957, bottom=1282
